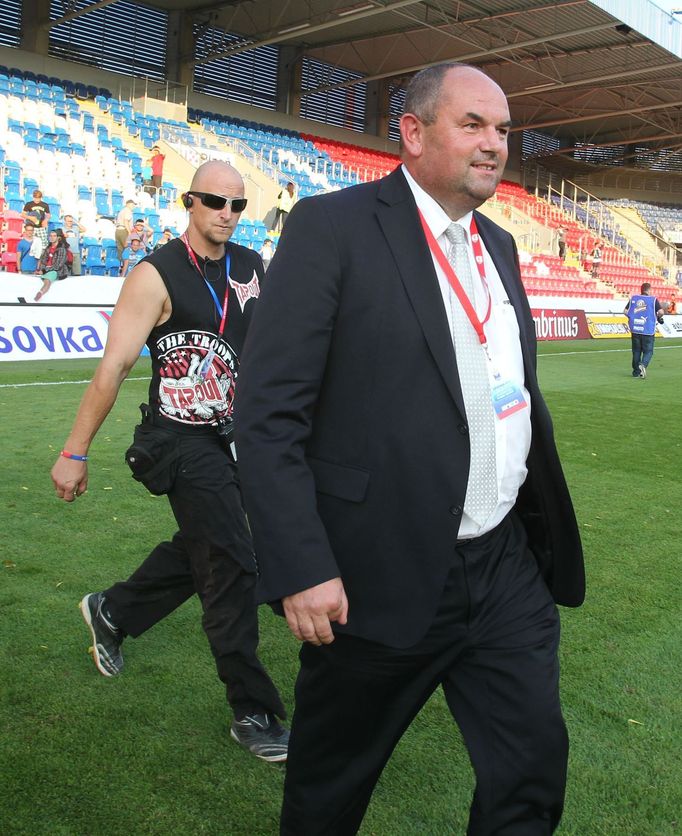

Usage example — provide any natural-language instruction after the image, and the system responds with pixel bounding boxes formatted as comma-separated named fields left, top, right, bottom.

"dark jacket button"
left=449, top=505, right=462, bottom=516
left=457, top=424, right=468, bottom=435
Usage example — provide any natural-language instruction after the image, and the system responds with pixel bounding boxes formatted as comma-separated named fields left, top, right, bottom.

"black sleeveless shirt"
left=145, top=237, right=264, bottom=432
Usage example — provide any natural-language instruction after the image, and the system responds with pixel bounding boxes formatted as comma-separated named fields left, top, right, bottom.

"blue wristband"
left=61, top=450, right=89, bottom=462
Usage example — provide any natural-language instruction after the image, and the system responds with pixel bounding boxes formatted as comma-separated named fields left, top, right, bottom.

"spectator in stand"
left=120, top=236, right=146, bottom=276
left=115, top=199, right=136, bottom=259
left=127, top=218, right=153, bottom=251
left=34, top=229, right=71, bottom=301
left=274, top=182, right=296, bottom=232
left=63, top=214, right=86, bottom=276
left=557, top=227, right=566, bottom=260
left=150, top=146, right=166, bottom=192
left=153, top=228, right=174, bottom=251
left=591, top=245, right=602, bottom=279
left=142, top=157, right=153, bottom=194
left=16, top=223, right=40, bottom=274
left=259, top=238, right=274, bottom=270
left=668, top=293, right=677, bottom=315
left=624, top=282, right=665, bottom=378
left=22, top=189, right=50, bottom=249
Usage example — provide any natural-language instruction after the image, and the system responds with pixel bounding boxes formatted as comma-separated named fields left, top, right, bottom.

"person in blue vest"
left=625, top=282, right=664, bottom=378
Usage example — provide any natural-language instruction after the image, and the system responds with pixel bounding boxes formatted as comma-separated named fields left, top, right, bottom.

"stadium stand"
left=0, top=73, right=678, bottom=301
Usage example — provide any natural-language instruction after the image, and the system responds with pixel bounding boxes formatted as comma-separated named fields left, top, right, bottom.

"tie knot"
left=445, top=222, right=467, bottom=247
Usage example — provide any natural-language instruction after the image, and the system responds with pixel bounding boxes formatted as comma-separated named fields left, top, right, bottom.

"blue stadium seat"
left=82, top=235, right=100, bottom=246
left=111, top=192, right=124, bottom=213
left=105, top=256, right=121, bottom=276
left=4, top=168, right=21, bottom=185
left=84, top=250, right=105, bottom=272
left=96, top=197, right=112, bottom=216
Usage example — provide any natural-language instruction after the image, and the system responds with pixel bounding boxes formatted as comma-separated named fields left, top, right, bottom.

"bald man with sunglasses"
left=51, top=161, right=289, bottom=763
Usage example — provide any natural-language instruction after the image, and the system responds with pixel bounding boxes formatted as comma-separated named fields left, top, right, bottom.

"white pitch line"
left=0, top=376, right=151, bottom=389
left=2, top=343, right=681, bottom=384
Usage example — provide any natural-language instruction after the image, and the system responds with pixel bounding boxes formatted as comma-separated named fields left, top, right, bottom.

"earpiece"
left=182, top=193, right=193, bottom=209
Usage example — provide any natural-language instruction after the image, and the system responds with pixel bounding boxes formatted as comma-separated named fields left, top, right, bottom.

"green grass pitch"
left=1, top=340, right=681, bottom=835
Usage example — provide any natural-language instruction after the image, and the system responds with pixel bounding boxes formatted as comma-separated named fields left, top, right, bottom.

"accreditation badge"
left=490, top=373, right=528, bottom=420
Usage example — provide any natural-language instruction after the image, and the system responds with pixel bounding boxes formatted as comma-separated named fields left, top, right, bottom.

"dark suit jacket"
left=235, top=167, right=585, bottom=648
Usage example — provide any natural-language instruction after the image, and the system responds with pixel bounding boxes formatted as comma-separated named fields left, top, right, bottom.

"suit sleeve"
left=235, top=196, right=343, bottom=603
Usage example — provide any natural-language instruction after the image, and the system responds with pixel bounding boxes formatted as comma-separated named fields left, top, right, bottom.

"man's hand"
left=51, top=457, right=88, bottom=502
left=282, top=577, right=348, bottom=646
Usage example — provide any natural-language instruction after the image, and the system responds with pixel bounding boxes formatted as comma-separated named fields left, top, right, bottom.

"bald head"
left=190, top=161, right=244, bottom=195
left=185, top=161, right=246, bottom=258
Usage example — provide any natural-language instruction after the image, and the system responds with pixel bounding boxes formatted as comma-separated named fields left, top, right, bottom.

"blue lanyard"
left=202, top=253, right=231, bottom=321
left=182, top=233, right=231, bottom=337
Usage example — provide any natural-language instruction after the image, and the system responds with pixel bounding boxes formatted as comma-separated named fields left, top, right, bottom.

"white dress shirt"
left=402, top=165, right=532, bottom=538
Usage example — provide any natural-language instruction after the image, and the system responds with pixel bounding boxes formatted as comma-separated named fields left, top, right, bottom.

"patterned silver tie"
left=444, top=222, right=498, bottom=527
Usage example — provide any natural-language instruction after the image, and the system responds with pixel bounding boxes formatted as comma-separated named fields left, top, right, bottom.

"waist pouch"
left=124, top=423, right=181, bottom=495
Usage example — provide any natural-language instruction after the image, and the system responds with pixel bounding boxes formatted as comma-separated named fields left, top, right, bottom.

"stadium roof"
left=57, top=0, right=682, bottom=180
left=137, top=0, right=681, bottom=148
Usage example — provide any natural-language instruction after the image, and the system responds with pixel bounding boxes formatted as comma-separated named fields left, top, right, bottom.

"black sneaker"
left=80, top=592, right=124, bottom=677
left=230, top=713, right=289, bottom=762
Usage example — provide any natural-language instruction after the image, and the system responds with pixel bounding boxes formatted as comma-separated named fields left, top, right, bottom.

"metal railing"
left=523, top=161, right=679, bottom=279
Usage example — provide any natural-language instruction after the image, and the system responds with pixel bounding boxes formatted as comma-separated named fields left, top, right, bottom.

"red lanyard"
left=181, top=233, right=230, bottom=337
left=418, top=211, right=491, bottom=347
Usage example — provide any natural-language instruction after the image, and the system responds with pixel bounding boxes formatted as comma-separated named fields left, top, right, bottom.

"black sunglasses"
left=188, top=191, right=248, bottom=212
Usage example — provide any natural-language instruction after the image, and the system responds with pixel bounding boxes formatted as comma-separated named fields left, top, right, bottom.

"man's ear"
left=400, top=113, right=424, bottom=158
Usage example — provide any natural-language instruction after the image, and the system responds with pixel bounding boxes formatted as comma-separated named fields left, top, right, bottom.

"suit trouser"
left=281, top=513, right=567, bottom=836
left=104, top=433, right=285, bottom=720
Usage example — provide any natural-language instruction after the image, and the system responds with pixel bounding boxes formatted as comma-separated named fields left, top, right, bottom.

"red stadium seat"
left=1, top=251, right=18, bottom=272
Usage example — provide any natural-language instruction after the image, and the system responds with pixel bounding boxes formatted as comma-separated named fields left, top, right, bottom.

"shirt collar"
left=401, top=164, right=473, bottom=242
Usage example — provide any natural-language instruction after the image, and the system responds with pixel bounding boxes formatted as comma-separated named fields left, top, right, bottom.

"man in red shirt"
left=150, top=146, right=165, bottom=191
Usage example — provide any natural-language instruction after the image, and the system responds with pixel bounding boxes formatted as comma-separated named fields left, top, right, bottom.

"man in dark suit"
left=235, top=64, right=585, bottom=833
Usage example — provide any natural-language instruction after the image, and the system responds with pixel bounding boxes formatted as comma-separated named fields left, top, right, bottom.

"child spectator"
left=16, top=223, right=40, bottom=274
left=259, top=238, right=274, bottom=270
